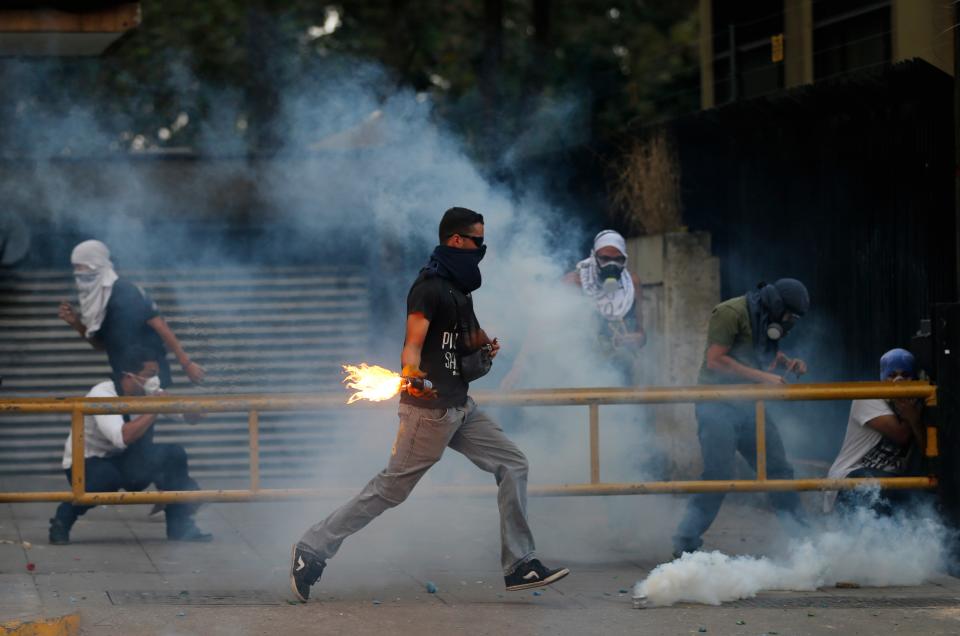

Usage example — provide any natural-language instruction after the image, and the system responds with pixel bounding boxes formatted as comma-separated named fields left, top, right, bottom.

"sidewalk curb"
left=0, top=613, right=79, bottom=636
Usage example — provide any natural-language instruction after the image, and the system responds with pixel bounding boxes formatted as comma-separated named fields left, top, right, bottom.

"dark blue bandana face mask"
left=427, top=245, right=486, bottom=293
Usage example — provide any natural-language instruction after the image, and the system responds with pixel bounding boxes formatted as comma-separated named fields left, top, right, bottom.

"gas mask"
left=128, top=373, right=163, bottom=395
left=596, top=255, right=626, bottom=291
left=765, top=316, right=797, bottom=341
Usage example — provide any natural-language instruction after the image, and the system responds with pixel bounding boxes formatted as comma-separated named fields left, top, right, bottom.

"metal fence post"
left=589, top=403, right=600, bottom=484
left=755, top=401, right=767, bottom=481
left=70, top=407, right=85, bottom=501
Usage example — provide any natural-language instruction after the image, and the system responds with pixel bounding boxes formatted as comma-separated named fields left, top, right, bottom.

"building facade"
left=700, top=0, right=956, bottom=108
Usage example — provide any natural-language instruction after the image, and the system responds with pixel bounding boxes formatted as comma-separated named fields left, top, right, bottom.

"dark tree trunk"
left=244, top=3, right=283, bottom=154
left=479, top=0, right=504, bottom=148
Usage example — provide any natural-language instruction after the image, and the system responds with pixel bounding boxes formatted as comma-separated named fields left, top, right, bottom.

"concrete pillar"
left=784, top=0, right=813, bottom=87
left=892, top=0, right=955, bottom=76
left=699, top=0, right=715, bottom=109
left=628, top=231, right=720, bottom=478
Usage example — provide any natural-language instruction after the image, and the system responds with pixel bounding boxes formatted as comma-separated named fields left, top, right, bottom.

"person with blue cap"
left=824, top=348, right=924, bottom=514
left=672, top=278, right=811, bottom=557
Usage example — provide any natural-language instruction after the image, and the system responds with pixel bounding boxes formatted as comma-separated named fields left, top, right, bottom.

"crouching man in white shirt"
left=49, top=346, right=211, bottom=544
left=824, top=348, right=925, bottom=515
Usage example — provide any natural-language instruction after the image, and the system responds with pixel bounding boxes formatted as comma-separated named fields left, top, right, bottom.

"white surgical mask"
left=128, top=373, right=163, bottom=395
left=142, top=375, right=163, bottom=395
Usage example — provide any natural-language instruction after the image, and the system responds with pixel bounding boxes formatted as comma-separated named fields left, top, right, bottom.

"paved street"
left=2, top=478, right=960, bottom=635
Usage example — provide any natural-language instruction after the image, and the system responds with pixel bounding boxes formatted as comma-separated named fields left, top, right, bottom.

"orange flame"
left=342, top=363, right=403, bottom=404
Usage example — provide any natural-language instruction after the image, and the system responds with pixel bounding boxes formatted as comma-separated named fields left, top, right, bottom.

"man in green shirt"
left=673, top=279, right=810, bottom=556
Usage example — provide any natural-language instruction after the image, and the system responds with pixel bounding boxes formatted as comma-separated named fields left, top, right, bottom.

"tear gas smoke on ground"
left=634, top=499, right=951, bottom=607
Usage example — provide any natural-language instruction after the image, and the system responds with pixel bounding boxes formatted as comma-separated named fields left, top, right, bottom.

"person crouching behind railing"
left=49, top=346, right=211, bottom=544
left=824, top=348, right=927, bottom=516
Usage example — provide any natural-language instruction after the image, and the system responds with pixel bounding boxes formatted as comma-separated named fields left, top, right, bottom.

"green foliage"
left=0, top=0, right=699, bottom=156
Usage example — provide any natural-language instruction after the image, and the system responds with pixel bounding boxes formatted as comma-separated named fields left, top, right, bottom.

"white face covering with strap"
left=575, top=230, right=635, bottom=320
left=71, top=240, right=119, bottom=339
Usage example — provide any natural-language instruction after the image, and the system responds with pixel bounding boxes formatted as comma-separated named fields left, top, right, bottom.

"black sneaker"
left=290, top=543, right=326, bottom=603
left=48, top=517, right=70, bottom=545
left=504, top=558, right=570, bottom=591
left=167, top=521, right=213, bottom=542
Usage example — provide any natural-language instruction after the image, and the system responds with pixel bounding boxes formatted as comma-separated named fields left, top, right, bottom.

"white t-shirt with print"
left=62, top=380, right=127, bottom=469
left=822, top=398, right=908, bottom=512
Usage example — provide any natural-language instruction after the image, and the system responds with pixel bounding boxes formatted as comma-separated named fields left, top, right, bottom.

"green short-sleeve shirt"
left=697, top=296, right=757, bottom=385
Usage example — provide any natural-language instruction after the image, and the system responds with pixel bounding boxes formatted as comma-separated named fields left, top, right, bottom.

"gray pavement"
left=2, top=478, right=960, bottom=635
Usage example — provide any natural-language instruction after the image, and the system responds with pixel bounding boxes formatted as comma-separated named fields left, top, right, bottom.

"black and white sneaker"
left=504, top=558, right=570, bottom=591
left=290, top=543, right=326, bottom=602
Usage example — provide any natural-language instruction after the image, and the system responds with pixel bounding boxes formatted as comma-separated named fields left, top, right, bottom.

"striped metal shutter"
left=0, top=266, right=370, bottom=478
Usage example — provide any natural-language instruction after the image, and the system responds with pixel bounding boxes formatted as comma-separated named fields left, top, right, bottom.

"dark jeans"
left=673, top=401, right=805, bottom=553
left=835, top=467, right=929, bottom=517
left=55, top=441, right=200, bottom=536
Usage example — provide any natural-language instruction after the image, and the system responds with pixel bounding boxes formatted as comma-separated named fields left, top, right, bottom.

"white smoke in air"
left=634, top=500, right=950, bottom=606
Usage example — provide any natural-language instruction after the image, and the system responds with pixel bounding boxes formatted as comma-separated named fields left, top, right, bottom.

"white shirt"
left=62, top=380, right=127, bottom=469
left=822, top=398, right=908, bottom=512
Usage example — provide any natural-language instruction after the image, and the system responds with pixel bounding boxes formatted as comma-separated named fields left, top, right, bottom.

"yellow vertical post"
left=926, top=425, right=939, bottom=459
left=248, top=410, right=260, bottom=491
left=70, top=408, right=85, bottom=500
left=589, top=403, right=600, bottom=484
left=755, top=401, right=767, bottom=481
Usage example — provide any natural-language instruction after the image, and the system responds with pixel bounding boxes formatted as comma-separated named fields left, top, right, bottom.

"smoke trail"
left=634, top=499, right=949, bottom=606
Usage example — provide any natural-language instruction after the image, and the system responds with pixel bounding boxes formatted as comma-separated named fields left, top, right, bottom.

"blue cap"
left=879, top=348, right=915, bottom=380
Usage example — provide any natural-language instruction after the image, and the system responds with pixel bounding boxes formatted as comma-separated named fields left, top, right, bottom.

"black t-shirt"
left=399, top=274, right=475, bottom=409
left=94, top=278, right=172, bottom=387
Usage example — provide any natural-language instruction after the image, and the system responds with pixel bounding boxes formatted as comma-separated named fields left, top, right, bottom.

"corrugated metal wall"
left=0, top=266, right=371, bottom=477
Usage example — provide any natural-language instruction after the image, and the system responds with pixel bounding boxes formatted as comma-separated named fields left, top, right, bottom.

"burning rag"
left=70, top=240, right=119, bottom=339
left=576, top=230, right=634, bottom=321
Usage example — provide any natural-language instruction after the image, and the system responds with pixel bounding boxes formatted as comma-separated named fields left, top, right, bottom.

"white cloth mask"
left=70, top=240, right=119, bottom=339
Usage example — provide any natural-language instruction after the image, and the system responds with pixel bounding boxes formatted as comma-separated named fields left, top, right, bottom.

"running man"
left=289, top=207, right=569, bottom=601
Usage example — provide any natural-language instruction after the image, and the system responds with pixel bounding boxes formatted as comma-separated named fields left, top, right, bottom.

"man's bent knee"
left=495, top=451, right=528, bottom=484
left=700, top=459, right=735, bottom=481
left=372, top=471, right=419, bottom=507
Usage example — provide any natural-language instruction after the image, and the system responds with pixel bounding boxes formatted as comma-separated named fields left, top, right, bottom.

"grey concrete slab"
left=3, top=491, right=960, bottom=634
left=0, top=574, right=42, bottom=622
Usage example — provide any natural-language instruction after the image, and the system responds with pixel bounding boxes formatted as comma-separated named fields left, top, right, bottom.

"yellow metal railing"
left=0, top=381, right=939, bottom=504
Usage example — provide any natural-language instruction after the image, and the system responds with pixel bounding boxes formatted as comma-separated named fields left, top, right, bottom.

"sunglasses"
left=456, top=234, right=485, bottom=248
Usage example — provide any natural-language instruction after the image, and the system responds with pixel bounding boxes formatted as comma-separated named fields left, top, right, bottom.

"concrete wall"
left=892, top=0, right=956, bottom=76
left=628, top=231, right=720, bottom=477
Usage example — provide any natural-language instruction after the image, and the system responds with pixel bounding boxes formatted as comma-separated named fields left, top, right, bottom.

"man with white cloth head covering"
left=574, top=230, right=640, bottom=318
left=69, top=240, right=119, bottom=339
left=568, top=230, right=646, bottom=367
left=59, top=240, right=206, bottom=387
left=499, top=229, right=645, bottom=390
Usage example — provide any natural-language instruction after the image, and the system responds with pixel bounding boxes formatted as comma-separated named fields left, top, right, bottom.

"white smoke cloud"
left=634, top=499, right=950, bottom=607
